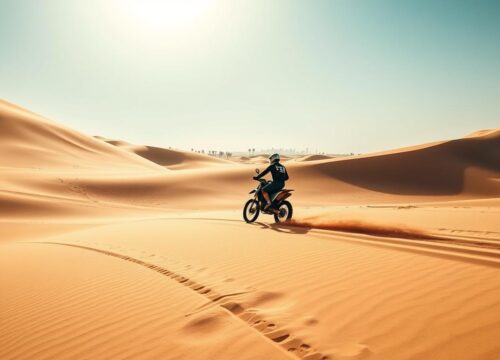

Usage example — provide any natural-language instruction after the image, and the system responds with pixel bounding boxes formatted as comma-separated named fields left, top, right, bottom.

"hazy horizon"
left=1, top=0, right=499, bottom=154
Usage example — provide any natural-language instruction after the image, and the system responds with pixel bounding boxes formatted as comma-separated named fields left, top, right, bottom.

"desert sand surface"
left=1, top=100, right=500, bottom=360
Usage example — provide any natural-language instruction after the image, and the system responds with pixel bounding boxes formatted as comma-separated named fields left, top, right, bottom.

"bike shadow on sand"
left=251, top=221, right=311, bottom=235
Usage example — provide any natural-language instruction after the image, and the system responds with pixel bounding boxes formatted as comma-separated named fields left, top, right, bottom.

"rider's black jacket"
left=255, top=162, right=289, bottom=183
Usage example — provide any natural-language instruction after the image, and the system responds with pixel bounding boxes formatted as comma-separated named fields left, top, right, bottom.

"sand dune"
left=2, top=124, right=498, bottom=220
left=294, top=154, right=333, bottom=162
left=94, top=136, right=133, bottom=147
left=238, top=154, right=292, bottom=164
left=247, top=155, right=270, bottom=164
left=290, top=129, right=500, bottom=200
left=80, top=129, right=499, bottom=208
left=3, top=99, right=497, bottom=216
left=465, top=128, right=499, bottom=138
left=0, top=100, right=164, bottom=172
left=96, top=136, right=235, bottom=170
left=1, top=100, right=500, bottom=360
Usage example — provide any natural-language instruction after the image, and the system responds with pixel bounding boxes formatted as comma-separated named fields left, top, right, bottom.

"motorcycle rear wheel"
left=274, top=200, right=293, bottom=223
left=243, top=199, right=260, bottom=223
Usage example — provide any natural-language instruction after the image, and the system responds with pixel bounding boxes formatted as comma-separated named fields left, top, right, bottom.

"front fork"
left=250, top=195, right=259, bottom=213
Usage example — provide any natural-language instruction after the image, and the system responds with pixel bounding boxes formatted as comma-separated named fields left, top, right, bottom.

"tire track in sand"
left=37, top=241, right=330, bottom=360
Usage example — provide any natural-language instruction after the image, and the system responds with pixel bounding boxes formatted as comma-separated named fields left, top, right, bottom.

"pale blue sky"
left=1, top=0, right=499, bottom=153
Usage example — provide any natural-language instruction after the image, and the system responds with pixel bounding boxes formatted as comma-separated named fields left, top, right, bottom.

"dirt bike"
left=243, top=168, right=294, bottom=223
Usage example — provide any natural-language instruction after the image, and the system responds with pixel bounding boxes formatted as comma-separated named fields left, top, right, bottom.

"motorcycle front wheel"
left=243, top=199, right=260, bottom=223
left=274, top=200, right=293, bottom=223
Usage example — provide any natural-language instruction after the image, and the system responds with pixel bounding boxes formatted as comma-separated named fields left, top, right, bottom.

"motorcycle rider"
left=253, top=153, right=289, bottom=211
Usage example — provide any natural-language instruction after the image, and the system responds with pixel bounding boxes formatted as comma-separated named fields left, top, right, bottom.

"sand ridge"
left=95, top=136, right=236, bottom=170
left=0, top=100, right=164, bottom=172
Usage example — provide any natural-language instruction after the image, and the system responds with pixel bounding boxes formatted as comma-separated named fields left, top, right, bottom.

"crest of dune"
left=0, top=100, right=164, bottom=172
left=289, top=129, right=500, bottom=200
left=295, top=154, right=333, bottom=162
left=95, top=136, right=235, bottom=170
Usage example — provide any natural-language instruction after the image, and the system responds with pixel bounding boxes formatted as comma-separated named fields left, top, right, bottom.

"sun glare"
left=122, top=0, right=212, bottom=29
